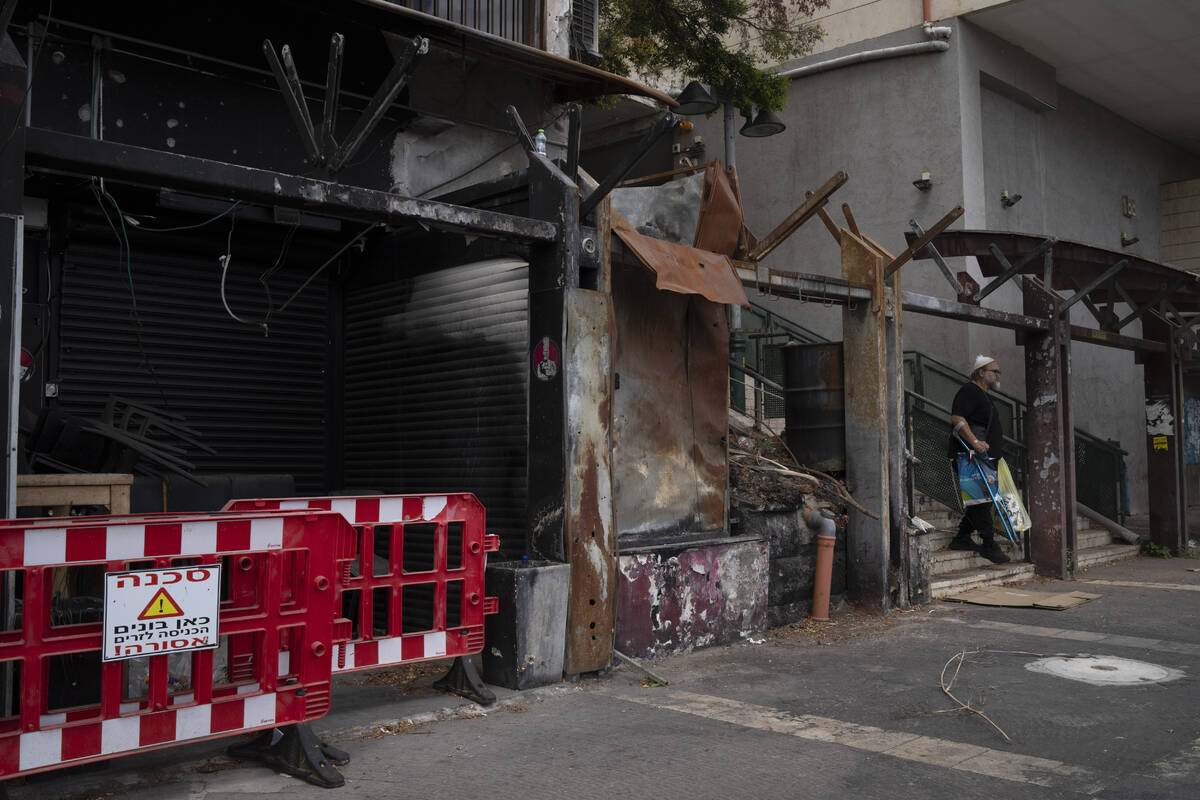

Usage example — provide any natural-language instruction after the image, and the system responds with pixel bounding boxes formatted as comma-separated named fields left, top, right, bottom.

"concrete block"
left=482, top=560, right=570, bottom=690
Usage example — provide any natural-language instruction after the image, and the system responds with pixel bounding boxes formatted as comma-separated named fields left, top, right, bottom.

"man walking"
left=947, top=355, right=1010, bottom=564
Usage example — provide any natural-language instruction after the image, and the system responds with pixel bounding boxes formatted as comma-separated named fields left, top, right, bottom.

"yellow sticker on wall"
left=1153, top=435, right=1169, bottom=452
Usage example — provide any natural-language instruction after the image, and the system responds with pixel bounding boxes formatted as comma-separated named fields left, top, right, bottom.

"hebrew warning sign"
left=103, top=565, right=221, bottom=662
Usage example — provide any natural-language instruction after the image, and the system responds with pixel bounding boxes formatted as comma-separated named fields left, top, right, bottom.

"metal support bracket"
left=973, top=235, right=1056, bottom=304
left=433, top=655, right=498, bottom=706
left=227, top=723, right=348, bottom=788
left=908, top=219, right=962, bottom=295
left=565, top=103, right=582, bottom=183
left=580, top=112, right=680, bottom=220
left=505, top=104, right=538, bottom=156
left=264, top=32, right=426, bottom=175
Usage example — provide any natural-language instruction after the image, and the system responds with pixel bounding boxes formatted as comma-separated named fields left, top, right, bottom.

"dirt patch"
left=360, top=703, right=531, bottom=740
left=768, top=605, right=922, bottom=647
left=342, top=661, right=448, bottom=692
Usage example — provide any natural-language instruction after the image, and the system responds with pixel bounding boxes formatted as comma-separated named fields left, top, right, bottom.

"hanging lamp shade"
left=673, top=81, right=720, bottom=115
left=740, top=108, right=786, bottom=138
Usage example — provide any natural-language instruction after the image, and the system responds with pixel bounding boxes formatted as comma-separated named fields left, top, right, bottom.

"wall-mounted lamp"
left=673, top=81, right=720, bottom=115
left=1000, top=190, right=1022, bottom=208
left=1120, top=233, right=1140, bottom=248
left=912, top=172, right=932, bottom=191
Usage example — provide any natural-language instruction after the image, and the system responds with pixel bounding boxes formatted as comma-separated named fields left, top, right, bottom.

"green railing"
left=903, top=350, right=1125, bottom=521
left=736, top=300, right=829, bottom=417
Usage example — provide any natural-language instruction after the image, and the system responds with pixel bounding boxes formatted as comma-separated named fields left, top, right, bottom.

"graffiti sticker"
left=533, top=336, right=559, bottom=382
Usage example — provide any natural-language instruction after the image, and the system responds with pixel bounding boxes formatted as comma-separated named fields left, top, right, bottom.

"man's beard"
left=988, top=378, right=1001, bottom=391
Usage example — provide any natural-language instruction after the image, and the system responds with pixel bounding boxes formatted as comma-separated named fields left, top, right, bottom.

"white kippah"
left=972, top=354, right=997, bottom=372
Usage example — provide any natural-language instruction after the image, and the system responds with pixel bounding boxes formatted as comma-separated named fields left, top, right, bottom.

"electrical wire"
left=276, top=224, right=376, bottom=315
left=123, top=201, right=243, bottom=232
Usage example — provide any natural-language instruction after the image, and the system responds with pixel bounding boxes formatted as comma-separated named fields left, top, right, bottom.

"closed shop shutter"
left=56, top=217, right=332, bottom=492
left=343, top=257, right=528, bottom=559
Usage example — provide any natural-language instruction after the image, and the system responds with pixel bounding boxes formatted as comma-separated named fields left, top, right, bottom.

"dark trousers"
left=957, top=503, right=995, bottom=543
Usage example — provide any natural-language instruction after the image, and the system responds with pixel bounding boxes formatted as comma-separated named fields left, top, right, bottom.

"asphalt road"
left=11, top=555, right=1200, bottom=799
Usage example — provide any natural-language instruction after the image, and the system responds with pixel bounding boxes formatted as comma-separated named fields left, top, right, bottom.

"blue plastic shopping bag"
left=956, top=452, right=998, bottom=507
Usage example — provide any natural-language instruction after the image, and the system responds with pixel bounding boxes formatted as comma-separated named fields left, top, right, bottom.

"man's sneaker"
left=979, top=542, right=1011, bottom=564
left=948, top=536, right=978, bottom=551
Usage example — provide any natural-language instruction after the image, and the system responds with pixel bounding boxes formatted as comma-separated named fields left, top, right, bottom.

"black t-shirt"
left=946, top=381, right=1003, bottom=459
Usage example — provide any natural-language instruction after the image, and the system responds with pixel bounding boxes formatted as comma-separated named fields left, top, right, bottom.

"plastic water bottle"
left=534, top=128, right=547, bottom=156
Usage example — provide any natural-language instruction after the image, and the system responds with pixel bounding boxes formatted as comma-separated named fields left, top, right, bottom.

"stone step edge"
left=930, top=563, right=1037, bottom=599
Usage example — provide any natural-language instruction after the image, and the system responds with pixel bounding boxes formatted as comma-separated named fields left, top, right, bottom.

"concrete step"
left=932, top=540, right=1024, bottom=573
left=930, top=562, right=1037, bottom=599
left=1076, top=543, right=1141, bottom=570
left=926, top=522, right=1108, bottom=554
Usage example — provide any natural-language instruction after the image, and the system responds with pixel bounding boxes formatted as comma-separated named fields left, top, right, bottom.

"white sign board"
left=103, top=564, right=222, bottom=662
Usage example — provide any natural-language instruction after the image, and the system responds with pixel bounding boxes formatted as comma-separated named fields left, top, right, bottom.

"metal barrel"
left=781, top=342, right=845, bottom=472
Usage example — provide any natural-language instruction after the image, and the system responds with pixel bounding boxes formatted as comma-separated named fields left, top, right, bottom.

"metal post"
left=0, top=31, right=27, bottom=517
left=1143, top=316, right=1186, bottom=553
left=1022, top=277, right=1071, bottom=577
left=841, top=232, right=890, bottom=611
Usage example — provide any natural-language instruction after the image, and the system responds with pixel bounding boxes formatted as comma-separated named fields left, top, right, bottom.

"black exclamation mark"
left=158, top=598, right=165, bottom=613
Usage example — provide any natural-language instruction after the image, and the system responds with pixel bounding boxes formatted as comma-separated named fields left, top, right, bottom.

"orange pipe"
left=803, top=508, right=837, bottom=621
left=923, top=0, right=931, bottom=23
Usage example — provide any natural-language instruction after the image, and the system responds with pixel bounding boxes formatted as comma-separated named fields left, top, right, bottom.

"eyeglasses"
left=984, top=368, right=1001, bottom=375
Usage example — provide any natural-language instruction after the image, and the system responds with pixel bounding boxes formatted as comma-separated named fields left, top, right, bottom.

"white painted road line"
left=1079, top=579, right=1200, bottom=593
left=933, top=617, right=1200, bottom=657
left=607, top=689, right=1103, bottom=793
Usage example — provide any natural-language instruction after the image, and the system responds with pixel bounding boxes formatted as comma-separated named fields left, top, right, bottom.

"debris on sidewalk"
left=945, top=587, right=1101, bottom=610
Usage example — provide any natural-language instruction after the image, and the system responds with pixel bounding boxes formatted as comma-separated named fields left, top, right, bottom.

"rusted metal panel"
left=615, top=539, right=768, bottom=659
left=693, top=162, right=742, bottom=257
left=611, top=259, right=729, bottom=542
left=612, top=211, right=749, bottom=307
left=840, top=232, right=891, bottom=612
left=563, top=288, right=617, bottom=674
left=1023, top=278, right=1069, bottom=578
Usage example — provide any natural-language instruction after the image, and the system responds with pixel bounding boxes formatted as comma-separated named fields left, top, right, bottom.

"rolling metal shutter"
left=56, top=217, right=333, bottom=492
left=342, top=257, right=528, bottom=559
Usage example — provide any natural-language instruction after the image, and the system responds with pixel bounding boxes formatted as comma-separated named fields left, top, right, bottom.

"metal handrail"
left=730, top=360, right=786, bottom=429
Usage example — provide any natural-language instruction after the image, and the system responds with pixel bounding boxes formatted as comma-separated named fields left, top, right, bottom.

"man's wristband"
left=953, top=420, right=967, bottom=433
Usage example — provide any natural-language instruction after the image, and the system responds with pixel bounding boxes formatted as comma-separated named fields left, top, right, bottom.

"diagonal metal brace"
left=505, top=104, right=538, bottom=156
left=1059, top=259, right=1128, bottom=316
left=580, top=112, right=680, bottom=220
left=263, top=40, right=322, bottom=161
left=320, top=33, right=345, bottom=158
left=747, top=171, right=848, bottom=262
left=909, top=219, right=961, bottom=294
left=884, top=204, right=963, bottom=279
left=1115, top=278, right=1184, bottom=332
left=331, top=34, right=426, bottom=171
left=973, top=235, right=1056, bottom=303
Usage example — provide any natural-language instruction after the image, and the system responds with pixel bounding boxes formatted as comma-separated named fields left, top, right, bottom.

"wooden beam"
left=746, top=170, right=848, bottom=261
left=883, top=205, right=963, bottom=279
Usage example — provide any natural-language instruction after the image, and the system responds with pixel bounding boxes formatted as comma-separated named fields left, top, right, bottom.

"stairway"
left=913, top=494, right=1141, bottom=599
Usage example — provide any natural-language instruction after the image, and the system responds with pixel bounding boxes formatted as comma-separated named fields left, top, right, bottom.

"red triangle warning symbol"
left=138, top=587, right=184, bottom=620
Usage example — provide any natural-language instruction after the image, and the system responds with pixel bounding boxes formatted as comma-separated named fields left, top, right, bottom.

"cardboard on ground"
left=946, top=586, right=1101, bottom=609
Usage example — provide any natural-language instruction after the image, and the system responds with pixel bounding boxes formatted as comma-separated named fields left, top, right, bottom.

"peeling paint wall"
left=615, top=540, right=768, bottom=659
left=735, top=506, right=848, bottom=627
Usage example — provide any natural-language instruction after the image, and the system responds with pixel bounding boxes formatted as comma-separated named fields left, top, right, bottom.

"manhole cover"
left=1025, top=655, right=1183, bottom=686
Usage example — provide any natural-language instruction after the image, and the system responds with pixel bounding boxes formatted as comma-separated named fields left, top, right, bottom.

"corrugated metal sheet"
left=57, top=216, right=333, bottom=492
left=343, top=257, right=529, bottom=560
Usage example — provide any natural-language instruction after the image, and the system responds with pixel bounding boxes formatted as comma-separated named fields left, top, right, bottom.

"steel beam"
left=25, top=128, right=558, bottom=242
left=1068, top=325, right=1166, bottom=353
left=1023, top=278, right=1074, bottom=578
left=565, top=103, right=582, bottom=183
left=734, top=263, right=872, bottom=304
left=580, top=112, right=679, bottom=219
left=900, top=291, right=1049, bottom=331
left=1143, top=317, right=1187, bottom=553
left=320, top=33, right=345, bottom=157
left=263, top=40, right=321, bottom=161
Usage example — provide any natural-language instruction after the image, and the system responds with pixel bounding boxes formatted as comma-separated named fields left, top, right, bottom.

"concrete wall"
left=688, top=18, right=1200, bottom=515
left=805, top=0, right=1010, bottom=57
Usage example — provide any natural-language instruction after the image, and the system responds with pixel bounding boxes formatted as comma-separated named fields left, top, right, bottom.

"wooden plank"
left=746, top=171, right=848, bottom=262
left=883, top=205, right=964, bottom=279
